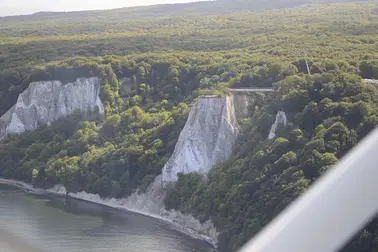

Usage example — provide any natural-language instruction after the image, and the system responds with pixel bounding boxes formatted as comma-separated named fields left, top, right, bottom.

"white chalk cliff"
left=268, top=111, right=288, bottom=140
left=162, top=94, right=253, bottom=183
left=0, top=77, right=104, bottom=140
left=122, top=93, right=254, bottom=244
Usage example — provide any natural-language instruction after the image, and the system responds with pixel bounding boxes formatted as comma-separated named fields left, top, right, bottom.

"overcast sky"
left=0, top=0, right=204, bottom=17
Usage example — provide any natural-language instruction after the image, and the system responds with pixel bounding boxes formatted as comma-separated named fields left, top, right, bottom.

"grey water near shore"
left=0, top=184, right=213, bottom=252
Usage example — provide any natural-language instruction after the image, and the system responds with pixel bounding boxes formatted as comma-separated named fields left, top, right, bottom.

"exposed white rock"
left=124, top=175, right=166, bottom=214
left=122, top=93, right=254, bottom=243
left=0, top=92, right=258, bottom=246
left=0, top=77, right=104, bottom=140
left=268, top=111, right=288, bottom=140
left=364, top=79, right=378, bottom=89
left=162, top=94, right=252, bottom=183
left=231, top=92, right=255, bottom=119
left=0, top=177, right=218, bottom=247
left=364, top=79, right=378, bottom=84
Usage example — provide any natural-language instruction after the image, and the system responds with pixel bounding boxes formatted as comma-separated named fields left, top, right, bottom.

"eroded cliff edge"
left=162, top=93, right=254, bottom=184
left=0, top=77, right=104, bottom=140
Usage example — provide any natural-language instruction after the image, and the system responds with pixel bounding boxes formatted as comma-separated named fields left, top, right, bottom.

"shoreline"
left=0, top=178, right=217, bottom=249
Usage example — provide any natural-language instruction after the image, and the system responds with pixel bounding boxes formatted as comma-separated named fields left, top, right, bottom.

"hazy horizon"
left=0, top=0, right=207, bottom=17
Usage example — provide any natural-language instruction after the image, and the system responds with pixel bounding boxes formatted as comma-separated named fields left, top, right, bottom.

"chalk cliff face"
left=119, top=93, right=254, bottom=244
left=0, top=77, right=104, bottom=140
left=162, top=94, right=252, bottom=183
left=231, top=93, right=255, bottom=120
left=268, top=111, right=288, bottom=140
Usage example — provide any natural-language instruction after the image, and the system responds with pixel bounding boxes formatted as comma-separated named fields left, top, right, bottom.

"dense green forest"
left=1, top=1, right=378, bottom=114
left=1, top=0, right=378, bottom=251
left=0, top=53, right=244, bottom=195
left=166, top=71, right=378, bottom=251
left=0, top=0, right=363, bottom=23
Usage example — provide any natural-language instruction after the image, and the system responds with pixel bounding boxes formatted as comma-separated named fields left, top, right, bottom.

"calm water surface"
left=0, top=184, right=213, bottom=252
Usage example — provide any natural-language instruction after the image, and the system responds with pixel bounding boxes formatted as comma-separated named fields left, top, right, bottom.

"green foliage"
left=360, top=60, right=378, bottom=79
left=231, top=62, right=298, bottom=88
left=166, top=71, right=378, bottom=252
left=1, top=2, right=377, bottom=115
left=0, top=1, right=378, bottom=251
left=2, top=49, right=277, bottom=198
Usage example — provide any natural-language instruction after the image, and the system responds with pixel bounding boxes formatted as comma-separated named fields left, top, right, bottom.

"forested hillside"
left=0, top=52, right=268, bottom=196
left=1, top=2, right=377, bottom=114
left=1, top=1, right=378, bottom=251
left=166, top=71, right=378, bottom=251
left=0, top=0, right=361, bottom=22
